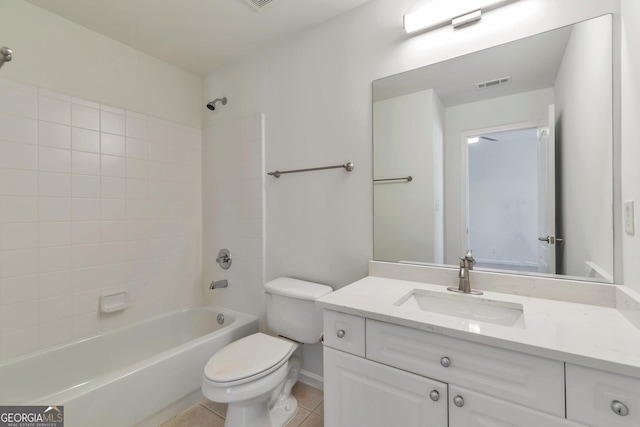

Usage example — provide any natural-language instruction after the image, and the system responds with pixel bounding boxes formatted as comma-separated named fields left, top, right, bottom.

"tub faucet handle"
left=216, top=249, right=232, bottom=270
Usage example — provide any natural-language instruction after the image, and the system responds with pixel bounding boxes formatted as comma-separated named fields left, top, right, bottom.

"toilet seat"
left=204, top=333, right=296, bottom=387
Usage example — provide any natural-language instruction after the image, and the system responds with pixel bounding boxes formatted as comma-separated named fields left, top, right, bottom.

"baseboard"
left=298, top=369, right=324, bottom=390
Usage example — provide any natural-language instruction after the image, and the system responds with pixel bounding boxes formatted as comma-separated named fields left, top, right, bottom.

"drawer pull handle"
left=611, top=400, right=629, bottom=416
left=453, top=395, right=464, bottom=407
left=440, top=356, right=451, bottom=368
left=429, top=390, right=440, bottom=401
left=336, top=329, right=346, bottom=339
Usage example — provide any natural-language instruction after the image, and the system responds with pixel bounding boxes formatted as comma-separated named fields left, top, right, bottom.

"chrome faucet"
left=210, top=279, right=228, bottom=290
left=447, top=250, right=483, bottom=295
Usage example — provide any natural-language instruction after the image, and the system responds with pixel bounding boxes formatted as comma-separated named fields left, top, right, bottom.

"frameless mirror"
left=373, top=14, right=614, bottom=282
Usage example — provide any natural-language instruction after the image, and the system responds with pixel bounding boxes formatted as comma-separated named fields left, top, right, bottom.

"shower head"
left=0, top=46, right=12, bottom=69
left=206, top=97, right=227, bottom=111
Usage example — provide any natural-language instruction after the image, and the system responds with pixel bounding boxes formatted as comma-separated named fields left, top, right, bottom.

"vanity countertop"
left=317, top=276, right=640, bottom=378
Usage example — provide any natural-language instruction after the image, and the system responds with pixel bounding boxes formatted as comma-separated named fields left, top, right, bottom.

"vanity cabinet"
left=323, top=310, right=589, bottom=427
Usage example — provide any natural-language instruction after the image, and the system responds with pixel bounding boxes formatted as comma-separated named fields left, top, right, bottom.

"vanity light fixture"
left=403, top=0, right=516, bottom=34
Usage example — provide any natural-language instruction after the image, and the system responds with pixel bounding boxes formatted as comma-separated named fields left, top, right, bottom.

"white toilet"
left=202, top=277, right=333, bottom=427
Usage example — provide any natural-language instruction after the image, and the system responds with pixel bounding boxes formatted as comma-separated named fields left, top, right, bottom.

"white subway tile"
left=126, top=240, right=149, bottom=262
left=72, top=221, right=101, bottom=245
left=101, top=133, right=125, bottom=157
left=101, top=154, right=125, bottom=177
left=39, top=222, right=72, bottom=247
left=0, top=275, right=38, bottom=306
left=72, top=244, right=101, bottom=269
left=72, top=266, right=102, bottom=292
left=38, top=89, right=69, bottom=101
left=71, top=104, right=99, bottom=130
left=72, top=198, right=100, bottom=221
left=39, top=270, right=72, bottom=298
left=39, top=172, right=71, bottom=197
left=0, top=114, right=37, bottom=144
left=100, top=104, right=124, bottom=115
left=39, top=294, right=73, bottom=323
left=0, top=196, right=38, bottom=222
left=148, top=161, right=168, bottom=181
left=72, top=175, right=100, bottom=198
left=101, top=221, right=126, bottom=243
left=0, top=141, right=37, bottom=170
left=39, top=147, right=71, bottom=173
left=72, top=312, right=101, bottom=339
left=148, top=141, right=168, bottom=162
left=72, top=128, right=100, bottom=153
left=126, top=158, right=147, bottom=180
left=39, top=121, right=71, bottom=149
left=101, top=263, right=127, bottom=286
left=167, top=145, right=187, bottom=165
left=101, top=242, right=126, bottom=266
left=72, top=289, right=99, bottom=316
left=126, top=116, right=148, bottom=140
left=38, top=95, right=70, bottom=125
left=101, top=177, right=126, bottom=199
left=126, top=137, right=148, bottom=160
left=0, top=169, right=38, bottom=196
left=167, top=125, right=186, bottom=147
left=126, top=220, right=149, bottom=241
left=0, top=300, right=38, bottom=333
left=1, top=249, right=39, bottom=278
left=126, top=199, right=148, bottom=220
left=126, top=179, right=147, bottom=200
left=72, top=151, right=100, bottom=176
left=39, top=198, right=71, bottom=222
left=39, top=318, right=73, bottom=349
left=0, top=222, right=38, bottom=251
left=149, top=119, right=167, bottom=143
left=71, top=97, right=99, bottom=109
left=39, top=246, right=72, bottom=273
left=101, top=198, right=126, bottom=221
left=0, top=86, right=37, bottom=118
left=100, top=110, right=125, bottom=135
left=0, top=326, right=38, bottom=360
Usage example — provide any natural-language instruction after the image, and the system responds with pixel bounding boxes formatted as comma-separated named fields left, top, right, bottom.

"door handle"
left=538, top=236, right=564, bottom=244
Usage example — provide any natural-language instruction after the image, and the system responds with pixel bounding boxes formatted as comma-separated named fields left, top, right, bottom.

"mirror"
left=373, top=14, right=614, bottom=282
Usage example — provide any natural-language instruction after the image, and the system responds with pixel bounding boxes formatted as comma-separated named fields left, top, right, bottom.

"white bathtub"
left=0, top=306, right=258, bottom=427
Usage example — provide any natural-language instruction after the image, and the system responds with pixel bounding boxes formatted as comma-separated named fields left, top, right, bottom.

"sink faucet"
left=447, top=250, right=483, bottom=295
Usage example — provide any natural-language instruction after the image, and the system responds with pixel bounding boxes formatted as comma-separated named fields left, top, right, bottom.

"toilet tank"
left=265, top=278, right=333, bottom=344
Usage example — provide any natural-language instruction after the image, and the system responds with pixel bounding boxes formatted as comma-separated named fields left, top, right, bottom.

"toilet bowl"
left=202, top=278, right=332, bottom=427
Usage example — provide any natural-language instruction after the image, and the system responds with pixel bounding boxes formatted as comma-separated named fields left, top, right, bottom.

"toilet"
left=202, top=277, right=333, bottom=427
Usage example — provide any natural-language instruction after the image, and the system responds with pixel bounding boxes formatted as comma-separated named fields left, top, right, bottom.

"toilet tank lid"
left=265, top=277, right=333, bottom=300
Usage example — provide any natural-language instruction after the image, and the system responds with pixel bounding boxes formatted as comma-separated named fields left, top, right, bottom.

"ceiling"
left=24, top=0, right=370, bottom=76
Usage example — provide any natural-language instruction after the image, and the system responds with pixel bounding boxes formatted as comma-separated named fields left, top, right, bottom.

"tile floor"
left=159, top=382, right=324, bottom=427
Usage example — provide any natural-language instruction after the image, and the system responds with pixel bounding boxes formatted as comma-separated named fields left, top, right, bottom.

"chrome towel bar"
left=268, top=162, right=354, bottom=178
left=374, top=176, right=413, bottom=183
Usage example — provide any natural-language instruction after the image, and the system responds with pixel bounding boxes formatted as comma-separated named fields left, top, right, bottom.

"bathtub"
left=0, top=306, right=258, bottom=427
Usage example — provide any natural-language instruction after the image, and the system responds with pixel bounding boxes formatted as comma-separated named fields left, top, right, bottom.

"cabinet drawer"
left=323, top=310, right=365, bottom=357
left=366, top=319, right=565, bottom=416
left=566, top=363, right=640, bottom=427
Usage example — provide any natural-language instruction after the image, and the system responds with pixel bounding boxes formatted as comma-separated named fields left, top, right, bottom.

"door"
left=537, top=104, right=556, bottom=274
left=449, top=385, right=584, bottom=427
left=324, top=347, right=448, bottom=427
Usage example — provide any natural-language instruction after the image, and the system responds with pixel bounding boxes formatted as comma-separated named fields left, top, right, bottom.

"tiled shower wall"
left=0, top=78, right=203, bottom=361
left=202, top=114, right=266, bottom=328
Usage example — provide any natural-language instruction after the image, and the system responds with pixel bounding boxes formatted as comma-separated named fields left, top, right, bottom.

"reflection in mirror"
left=373, top=14, right=613, bottom=282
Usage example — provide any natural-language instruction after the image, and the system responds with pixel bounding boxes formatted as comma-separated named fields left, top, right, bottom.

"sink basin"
left=394, top=289, right=525, bottom=328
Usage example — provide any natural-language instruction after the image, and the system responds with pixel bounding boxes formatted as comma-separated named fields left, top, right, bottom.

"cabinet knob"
left=336, top=329, right=346, bottom=339
left=611, top=400, right=629, bottom=416
left=440, top=356, right=451, bottom=368
left=429, top=390, right=440, bottom=402
left=453, top=395, right=464, bottom=408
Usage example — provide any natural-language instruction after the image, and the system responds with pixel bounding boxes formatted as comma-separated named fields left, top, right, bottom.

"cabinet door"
left=324, top=347, right=447, bottom=427
left=448, top=385, right=584, bottom=427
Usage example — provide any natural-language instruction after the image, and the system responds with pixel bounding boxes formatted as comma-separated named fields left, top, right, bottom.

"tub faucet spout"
left=210, top=279, right=228, bottom=290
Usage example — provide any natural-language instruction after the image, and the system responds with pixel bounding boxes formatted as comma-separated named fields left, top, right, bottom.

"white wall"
left=0, top=1, right=202, bottom=128
left=202, top=0, right=622, bottom=377
left=373, top=89, right=442, bottom=263
left=444, top=88, right=554, bottom=264
left=621, top=0, right=640, bottom=293
left=554, top=16, right=614, bottom=278
left=0, top=1, right=204, bottom=360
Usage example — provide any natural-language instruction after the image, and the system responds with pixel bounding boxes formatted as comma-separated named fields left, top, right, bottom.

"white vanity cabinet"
left=323, top=310, right=587, bottom=427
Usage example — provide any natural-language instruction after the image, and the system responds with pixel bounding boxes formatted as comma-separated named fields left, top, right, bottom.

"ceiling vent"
left=475, top=76, right=511, bottom=90
left=244, top=0, right=276, bottom=11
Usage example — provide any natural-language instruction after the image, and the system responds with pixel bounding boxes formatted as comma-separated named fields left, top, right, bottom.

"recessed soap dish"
left=100, top=291, right=128, bottom=313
